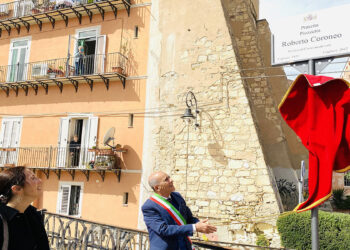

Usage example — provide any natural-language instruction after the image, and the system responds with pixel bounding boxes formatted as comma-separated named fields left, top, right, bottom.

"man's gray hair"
left=148, top=177, right=159, bottom=191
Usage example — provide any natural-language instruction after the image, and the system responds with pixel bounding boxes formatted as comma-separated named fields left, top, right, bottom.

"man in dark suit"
left=142, top=171, right=217, bottom=250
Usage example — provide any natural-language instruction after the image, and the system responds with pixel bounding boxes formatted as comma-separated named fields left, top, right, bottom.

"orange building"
left=0, top=0, right=150, bottom=228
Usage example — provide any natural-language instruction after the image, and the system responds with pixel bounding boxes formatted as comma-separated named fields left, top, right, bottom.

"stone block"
left=218, top=176, right=227, bottom=183
left=230, top=193, right=244, bottom=202
left=228, top=160, right=243, bottom=169
left=198, top=55, right=208, bottom=62
left=208, top=54, right=219, bottom=61
left=199, top=176, right=212, bottom=182
left=197, top=200, right=209, bottom=207
left=235, top=171, right=250, bottom=177
left=239, top=178, right=254, bottom=185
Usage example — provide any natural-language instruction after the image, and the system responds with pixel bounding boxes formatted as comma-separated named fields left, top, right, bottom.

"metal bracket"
left=71, top=7, right=82, bottom=24
left=82, top=6, right=93, bottom=22
left=98, top=74, right=109, bottom=90
left=114, top=169, right=121, bottom=182
left=38, top=81, right=48, bottom=94
left=82, top=170, right=90, bottom=181
left=68, top=78, right=78, bottom=92
left=19, top=84, right=28, bottom=96
left=95, top=3, right=105, bottom=20
left=58, top=11, right=68, bottom=27
left=83, top=76, right=93, bottom=91
left=107, top=1, right=118, bottom=18
left=32, top=16, right=42, bottom=31
left=52, top=169, right=61, bottom=180
left=45, top=14, right=55, bottom=28
left=28, top=82, right=38, bottom=95
left=67, top=169, right=76, bottom=180
left=40, top=169, right=50, bottom=179
left=53, top=79, right=63, bottom=93
left=97, top=170, right=106, bottom=182
left=122, top=0, right=131, bottom=16
left=19, top=18, right=30, bottom=32
left=9, top=20, right=20, bottom=34
left=0, top=22, right=11, bottom=36
left=117, top=74, right=126, bottom=89
left=0, top=85, right=9, bottom=97
left=9, top=84, right=18, bottom=96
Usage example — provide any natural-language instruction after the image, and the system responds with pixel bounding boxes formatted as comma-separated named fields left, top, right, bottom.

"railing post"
left=48, top=146, right=52, bottom=168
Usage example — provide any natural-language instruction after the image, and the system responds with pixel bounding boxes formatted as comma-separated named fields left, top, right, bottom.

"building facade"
left=0, top=0, right=150, bottom=229
left=0, top=0, right=317, bottom=248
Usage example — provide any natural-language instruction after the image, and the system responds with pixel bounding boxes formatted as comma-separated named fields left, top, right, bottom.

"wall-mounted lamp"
left=181, top=91, right=200, bottom=128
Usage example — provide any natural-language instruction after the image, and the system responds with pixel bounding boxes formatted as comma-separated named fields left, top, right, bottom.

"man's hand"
left=195, top=219, right=217, bottom=234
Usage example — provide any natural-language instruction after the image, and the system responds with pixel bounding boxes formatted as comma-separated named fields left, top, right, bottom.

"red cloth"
left=279, top=74, right=350, bottom=212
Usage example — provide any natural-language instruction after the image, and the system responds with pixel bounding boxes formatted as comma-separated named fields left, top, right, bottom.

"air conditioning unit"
left=0, top=4, right=9, bottom=15
left=32, top=63, right=48, bottom=79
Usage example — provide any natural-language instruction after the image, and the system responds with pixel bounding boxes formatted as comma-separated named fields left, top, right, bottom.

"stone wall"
left=138, top=0, right=295, bottom=247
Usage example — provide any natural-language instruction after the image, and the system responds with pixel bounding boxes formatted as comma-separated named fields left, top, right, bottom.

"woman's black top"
left=0, top=205, right=50, bottom=250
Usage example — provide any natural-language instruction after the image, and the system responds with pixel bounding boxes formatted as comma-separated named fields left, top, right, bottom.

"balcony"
left=0, top=52, right=127, bottom=96
left=43, top=212, right=255, bottom=250
left=0, top=146, right=127, bottom=181
left=0, top=0, right=130, bottom=36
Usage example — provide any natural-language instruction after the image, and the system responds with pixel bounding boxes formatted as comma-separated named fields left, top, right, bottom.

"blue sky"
left=260, top=0, right=350, bottom=78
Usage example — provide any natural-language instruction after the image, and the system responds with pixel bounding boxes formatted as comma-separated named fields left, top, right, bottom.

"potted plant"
left=112, top=40, right=128, bottom=75
left=58, top=66, right=65, bottom=77
left=47, top=67, right=56, bottom=79
left=47, top=67, right=64, bottom=78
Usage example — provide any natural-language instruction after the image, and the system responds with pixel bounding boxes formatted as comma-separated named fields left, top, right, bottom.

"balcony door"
left=7, top=38, right=30, bottom=82
left=57, top=115, right=98, bottom=168
left=0, top=117, right=22, bottom=166
left=68, top=26, right=106, bottom=76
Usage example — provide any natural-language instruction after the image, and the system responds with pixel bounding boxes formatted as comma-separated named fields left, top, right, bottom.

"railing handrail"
left=0, top=0, right=114, bottom=21
left=44, top=211, right=147, bottom=234
left=2, top=51, right=125, bottom=68
left=43, top=211, right=286, bottom=250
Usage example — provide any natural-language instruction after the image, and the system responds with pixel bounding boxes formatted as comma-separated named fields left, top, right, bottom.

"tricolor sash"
left=150, top=193, right=194, bottom=249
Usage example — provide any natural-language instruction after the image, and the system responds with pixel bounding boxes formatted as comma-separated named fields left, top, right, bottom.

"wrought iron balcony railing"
left=0, top=0, right=130, bottom=37
left=0, top=146, right=125, bottom=170
left=0, top=52, right=127, bottom=96
left=43, top=212, right=283, bottom=250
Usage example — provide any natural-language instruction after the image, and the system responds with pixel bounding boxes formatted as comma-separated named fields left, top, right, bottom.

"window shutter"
left=56, top=117, right=70, bottom=168
left=59, top=185, right=71, bottom=215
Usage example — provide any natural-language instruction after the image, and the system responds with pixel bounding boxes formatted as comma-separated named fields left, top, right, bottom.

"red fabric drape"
left=279, top=74, right=350, bottom=212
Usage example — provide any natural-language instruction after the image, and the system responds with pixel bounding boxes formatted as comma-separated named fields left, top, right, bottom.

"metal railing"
left=344, top=174, right=350, bottom=186
left=0, top=52, right=126, bottom=83
left=0, top=146, right=121, bottom=169
left=0, top=0, right=109, bottom=21
left=43, top=212, right=283, bottom=250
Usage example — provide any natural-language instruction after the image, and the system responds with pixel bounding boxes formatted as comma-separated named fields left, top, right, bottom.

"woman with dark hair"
left=0, top=166, right=49, bottom=250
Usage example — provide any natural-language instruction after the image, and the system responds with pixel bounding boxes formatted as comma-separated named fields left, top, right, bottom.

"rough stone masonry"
left=139, top=0, right=300, bottom=247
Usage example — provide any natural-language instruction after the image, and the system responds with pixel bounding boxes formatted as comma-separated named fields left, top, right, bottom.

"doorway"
left=7, top=38, right=30, bottom=82
left=77, top=38, right=96, bottom=75
left=68, top=119, right=84, bottom=167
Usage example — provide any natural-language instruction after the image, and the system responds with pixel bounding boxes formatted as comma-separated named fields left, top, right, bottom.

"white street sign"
left=272, top=4, right=350, bottom=65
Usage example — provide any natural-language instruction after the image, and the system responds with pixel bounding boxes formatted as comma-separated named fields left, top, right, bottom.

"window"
left=344, top=172, right=350, bottom=186
left=134, top=26, right=139, bottom=38
left=57, top=182, right=83, bottom=216
left=0, top=117, right=22, bottom=166
left=123, top=192, right=128, bottom=205
left=128, top=114, right=134, bottom=128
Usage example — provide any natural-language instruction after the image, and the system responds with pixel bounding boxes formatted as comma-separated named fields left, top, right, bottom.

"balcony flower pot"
left=32, top=8, right=40, bottom=14
left=112, top=66, right=124, bottom=75
left=48, top=72, right=56, bottom=79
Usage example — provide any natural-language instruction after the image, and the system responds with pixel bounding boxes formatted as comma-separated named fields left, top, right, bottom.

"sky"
left=260, top=0, right=350, bottom=28
left=260, top=0, right=350, bottom=79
